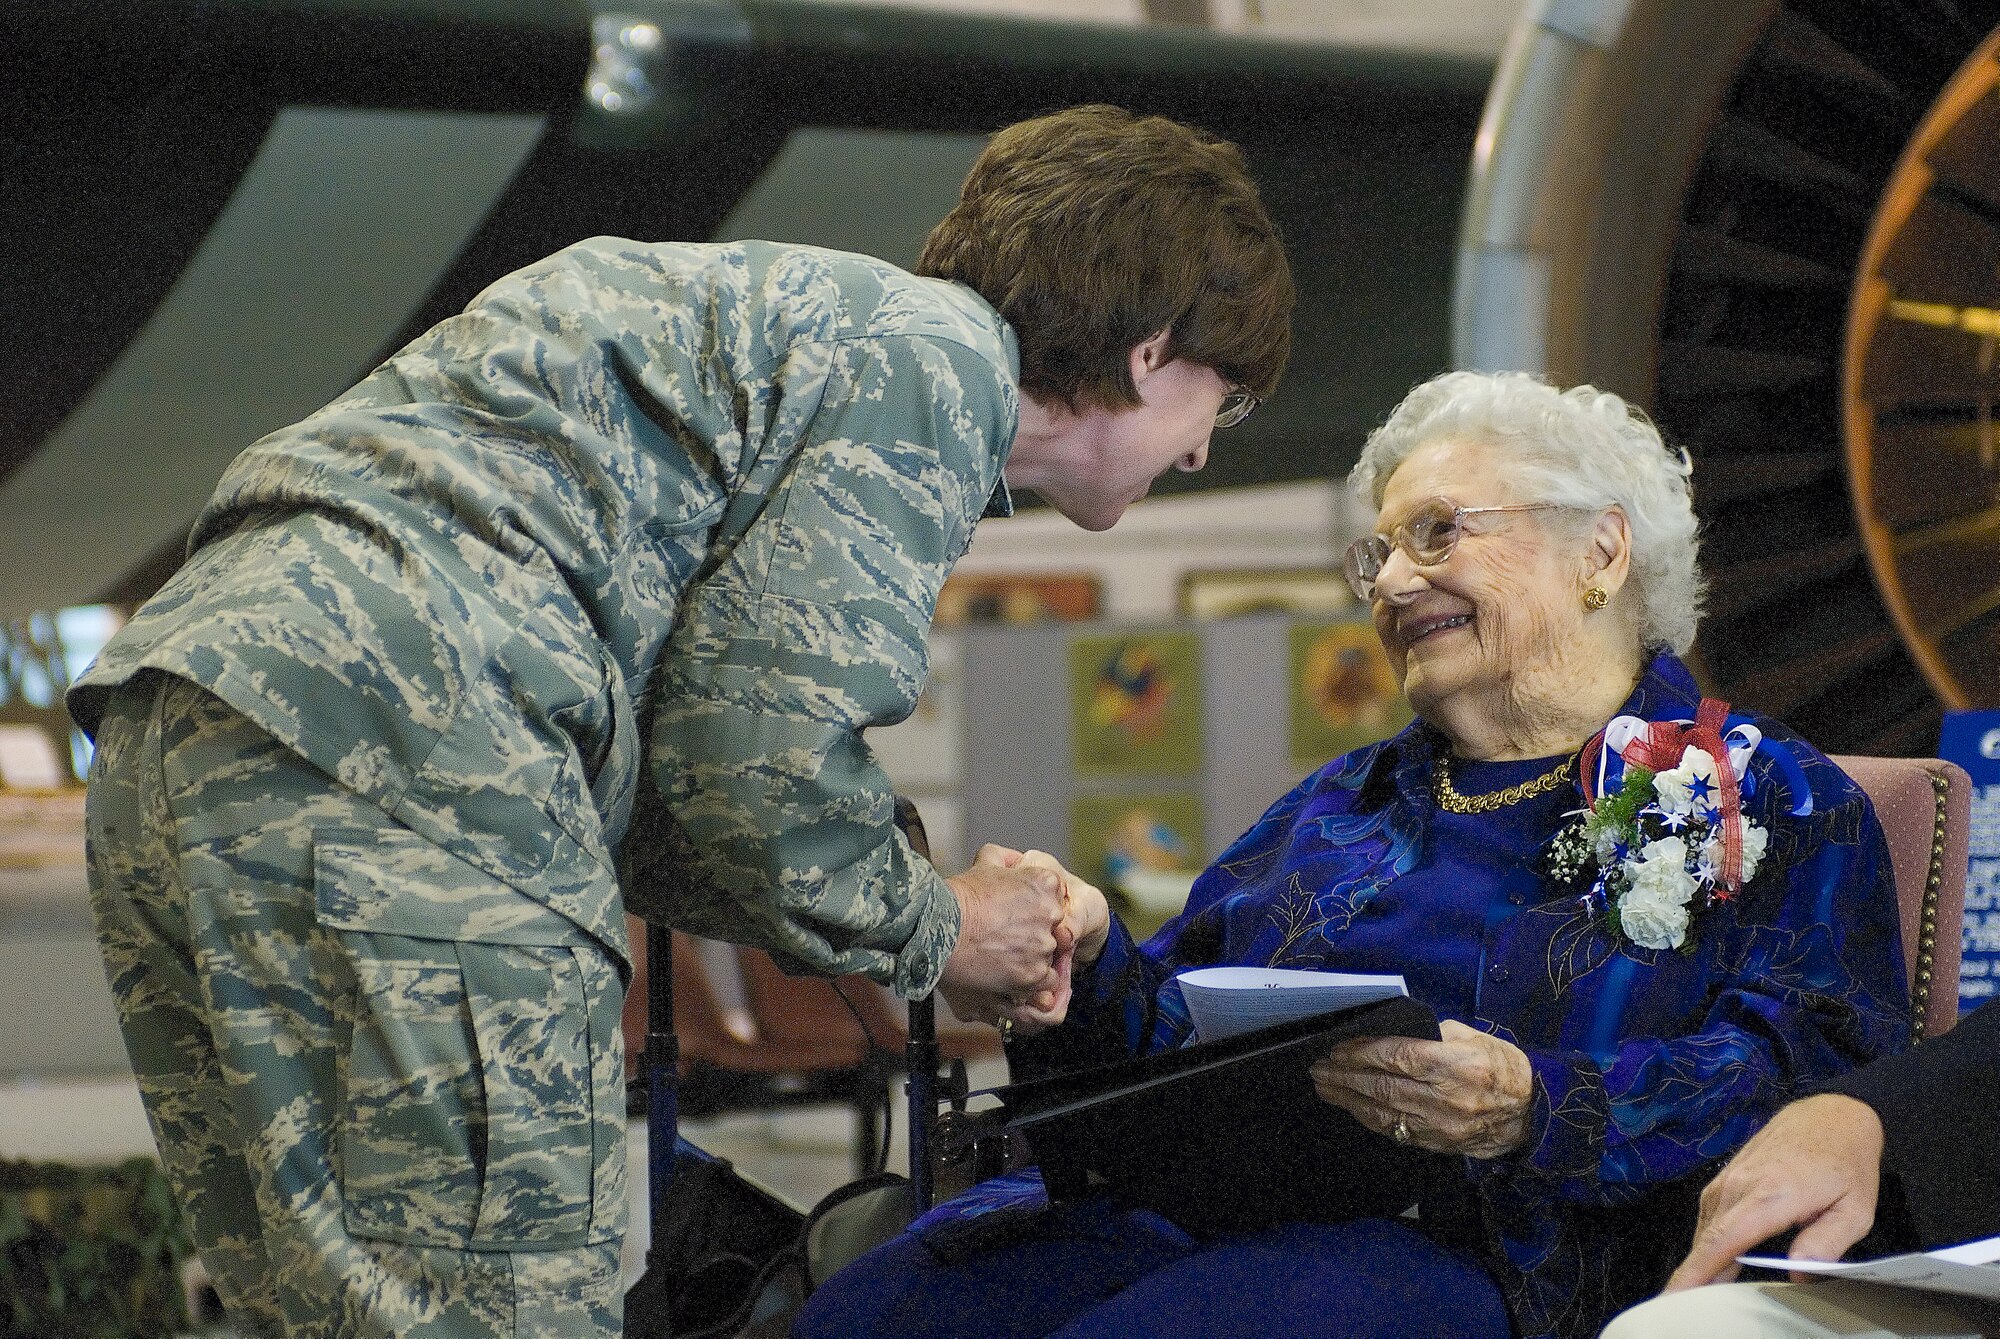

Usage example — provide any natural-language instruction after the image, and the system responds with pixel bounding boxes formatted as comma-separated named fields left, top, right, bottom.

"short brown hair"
left=917, top=104, right=1293, bottom=410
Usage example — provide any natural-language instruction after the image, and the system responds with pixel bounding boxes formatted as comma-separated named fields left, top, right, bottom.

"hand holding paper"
left=997, top=993, right=1445, bottom=1235
left=1309, top=1019, right=1534, bottom=1159
left=1665, top=1091, right=1886, bottom=1290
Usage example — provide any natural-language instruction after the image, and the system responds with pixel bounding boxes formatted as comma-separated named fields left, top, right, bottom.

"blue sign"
left=1939, top=710, right=2000, bottom=1012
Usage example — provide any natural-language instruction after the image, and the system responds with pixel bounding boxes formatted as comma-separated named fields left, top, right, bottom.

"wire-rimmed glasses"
left=1215, top=387, right=1260, bottom=429
left=1342, top=497, right=1560, bottom=599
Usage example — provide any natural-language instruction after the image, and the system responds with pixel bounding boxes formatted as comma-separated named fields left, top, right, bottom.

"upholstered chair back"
left=1831, top=755, right=1972, bottom=1040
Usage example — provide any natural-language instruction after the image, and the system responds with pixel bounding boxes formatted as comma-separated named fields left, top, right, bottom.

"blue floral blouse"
left=922, top=652, right=1912, bottom=1339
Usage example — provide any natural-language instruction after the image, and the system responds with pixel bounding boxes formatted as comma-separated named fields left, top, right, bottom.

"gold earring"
left=1583, top=587, right=1609, bottom=611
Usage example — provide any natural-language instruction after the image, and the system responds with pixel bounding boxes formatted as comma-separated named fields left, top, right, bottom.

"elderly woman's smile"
left=1397, top=605, right=1474, bottom=644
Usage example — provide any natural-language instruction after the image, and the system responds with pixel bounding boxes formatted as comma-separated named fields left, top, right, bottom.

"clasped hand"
left=938, top=845, right=1109, bottom=1034
left=1309, top=1021, right=1535, bottom=1159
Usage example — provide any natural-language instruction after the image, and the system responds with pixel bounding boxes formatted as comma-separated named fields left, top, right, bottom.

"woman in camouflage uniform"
left=68, top=105, right=1293, bottom=1337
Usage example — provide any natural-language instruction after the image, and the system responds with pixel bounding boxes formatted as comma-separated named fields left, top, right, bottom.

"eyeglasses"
left=1342, top=497, right=1559, bottom=599
left=1215, top=387, right=1260, bottom=429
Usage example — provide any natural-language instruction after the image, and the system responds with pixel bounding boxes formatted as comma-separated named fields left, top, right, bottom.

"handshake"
left=937, top=846, right=1112, bottom=1034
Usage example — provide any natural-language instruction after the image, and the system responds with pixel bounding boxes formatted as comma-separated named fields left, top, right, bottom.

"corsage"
left=1544, top=698, right=1767, bottom=952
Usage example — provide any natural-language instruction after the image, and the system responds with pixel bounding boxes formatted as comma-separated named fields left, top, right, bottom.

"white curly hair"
left=1348, top=370, right=1706, bottom=655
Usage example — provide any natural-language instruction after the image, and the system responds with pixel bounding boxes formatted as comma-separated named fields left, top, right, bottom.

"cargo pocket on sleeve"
left=314, top=828, right=618, bottom=1252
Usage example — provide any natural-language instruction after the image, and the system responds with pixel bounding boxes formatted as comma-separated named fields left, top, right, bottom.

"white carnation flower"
left=1739, top=820, right=1769, bottom=881
left=1652, top=745, right=1722, bottom=816
left=1617, top=837, right=1698, bottom=949
left=1700, top=819, right=1771, bottom=885
left=1619, top=886, right=1692, bottom=950
left=1626, top=836, right=1697, bottom=906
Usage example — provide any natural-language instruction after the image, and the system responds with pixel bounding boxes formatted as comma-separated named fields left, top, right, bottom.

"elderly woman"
left=797, top=371, right=1911, bottom=1339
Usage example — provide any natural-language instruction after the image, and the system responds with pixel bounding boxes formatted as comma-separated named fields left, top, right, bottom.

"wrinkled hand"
left=1014, top=850, right=1111, bottom=971
left=1665, top=1093, right=1885, bottom=1291
left=1308, top=1020, right=1534, bottom=1159
left=938, top=845, right=1071, bottom=1032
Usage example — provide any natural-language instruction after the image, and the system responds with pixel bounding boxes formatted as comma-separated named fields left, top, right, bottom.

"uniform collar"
left=982, top=477, right=1015, bottom=519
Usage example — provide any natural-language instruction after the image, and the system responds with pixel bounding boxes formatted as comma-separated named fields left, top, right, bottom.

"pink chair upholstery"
left=1831, top=756, right=1971, bottom=1040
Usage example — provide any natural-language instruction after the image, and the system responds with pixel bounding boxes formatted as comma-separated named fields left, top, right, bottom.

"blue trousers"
left=795, top=1205, right=1511, bottom=1339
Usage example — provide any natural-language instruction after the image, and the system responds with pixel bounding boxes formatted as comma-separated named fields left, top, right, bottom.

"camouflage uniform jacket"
left=70, top=237, right=1020, bottom=996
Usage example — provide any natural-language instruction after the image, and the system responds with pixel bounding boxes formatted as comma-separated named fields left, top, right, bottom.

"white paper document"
left=1177, top=966, right=1409, bottom=1043
left=1738, top=1234, right=2000, bottom=1303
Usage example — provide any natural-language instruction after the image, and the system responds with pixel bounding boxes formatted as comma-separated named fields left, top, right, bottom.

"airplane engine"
left=1461, top=0, right=2000, bottom=751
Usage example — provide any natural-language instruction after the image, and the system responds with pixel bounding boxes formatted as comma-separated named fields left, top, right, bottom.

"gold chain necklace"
left=1432, top=755, right=1575, bottom=814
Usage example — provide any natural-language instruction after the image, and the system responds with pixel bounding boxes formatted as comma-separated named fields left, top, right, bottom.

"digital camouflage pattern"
left=71, top=239, right=1020, bottom=1335
left=88, top=677, right=626, bottom=1336
left=72, top=237, right=1020, bottom=995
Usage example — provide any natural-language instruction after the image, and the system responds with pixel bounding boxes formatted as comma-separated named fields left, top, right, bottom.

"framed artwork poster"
left=1068, top=631, right=1204, bottom=777
left=1289, top=620, right=1412, bottom=766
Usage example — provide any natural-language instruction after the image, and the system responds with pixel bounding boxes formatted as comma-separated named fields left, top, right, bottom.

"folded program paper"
left=1738, top=1235, right=2000, bottom=1302
left=1177, top=966, right=1409, bottom=1042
